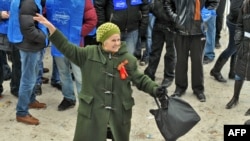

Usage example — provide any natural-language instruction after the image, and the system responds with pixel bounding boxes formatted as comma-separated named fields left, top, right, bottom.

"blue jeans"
left=36, top=48, right=46, bottom=85
left=144, top=14, right=155, bottom=58
left=204, top=15, right=216, bottom=60
left=54, top=57, right=82, bottom=101
left=16, top=50, right=40, bottom=116
left=51, top=57, right=61, bottom=84
left=121, top=29, right=138, bottom=54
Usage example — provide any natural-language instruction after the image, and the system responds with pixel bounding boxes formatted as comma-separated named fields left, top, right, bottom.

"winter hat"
left=96, top=22, right=120, bottom=43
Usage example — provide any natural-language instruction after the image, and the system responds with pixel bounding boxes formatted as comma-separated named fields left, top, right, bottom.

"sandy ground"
left=1, top=30, right=250, bottom=141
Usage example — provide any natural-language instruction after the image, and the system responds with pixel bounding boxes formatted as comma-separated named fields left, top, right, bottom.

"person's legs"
left=51, top=56, right=61, bottom=90
left=226, top=75, right=244, bottom=109
left=162, top=29, right=176, bottom=87
left=140, top=14, right=155, bottom=65
left=3, top=51, right=11, bottom=80
left=54, top=57, right=76, bottom=111
left=144, top=24, right=165, bottom=81
left=121, top=29, right=139, bottom=55
left=0, top=50, right=4, bottom=96
left=215, top=0, right=227, bottom=48
left=190, top=35, right=206, bottom=102
left=16, top=50, right=45, bottom=125
left=204, top=15, right=216, bottom=64
left=34, top=49, right=46, bottom=95
left=10, top=44, right=21, bottom=97
left=172, top=35, right=189, bottom=96
left=210, top=20, right=237, bottom=82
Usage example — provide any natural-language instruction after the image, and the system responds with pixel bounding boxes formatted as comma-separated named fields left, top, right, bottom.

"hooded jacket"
left=165, top=0, right=219, bottom=35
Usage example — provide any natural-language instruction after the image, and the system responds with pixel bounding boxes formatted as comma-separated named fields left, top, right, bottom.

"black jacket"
left=94, top=0, right=149, bottom=33
left=235, top=3, right=250, bottom=80
left=16, top=0, right=46, bottom=52
left=227, top=0, right=244, bottom=24
left=165, top=0, right=219, bottom=35
left=150, top=0, right=174, bottom=30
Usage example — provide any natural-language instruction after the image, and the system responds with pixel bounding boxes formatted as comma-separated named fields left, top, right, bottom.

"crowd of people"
left=1, top=0, right=250, bottom=140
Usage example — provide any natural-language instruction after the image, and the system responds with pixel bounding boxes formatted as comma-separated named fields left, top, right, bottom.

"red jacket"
left=81, top=0, right=97, bottom=37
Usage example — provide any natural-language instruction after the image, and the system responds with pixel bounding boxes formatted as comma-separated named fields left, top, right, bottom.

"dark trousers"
left=0, top=51, right=4, bottom=94
left=216, top=0, right=227, bottom=42
left=9, top=44, right=21, bottom=95
left=174, top=34, right=205, bottom=94
left=144, top=23, right=176, bottom=80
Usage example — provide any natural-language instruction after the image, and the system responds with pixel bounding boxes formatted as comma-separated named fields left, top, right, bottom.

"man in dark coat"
left=165, top=0, right=219, bottom=102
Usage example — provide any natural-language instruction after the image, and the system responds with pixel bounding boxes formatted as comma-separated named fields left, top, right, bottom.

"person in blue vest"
left=45, top=0, right=97, bottom=111
left=0, top=0, right=21, bottom=98
left=8, top=0, right=48, bottom=125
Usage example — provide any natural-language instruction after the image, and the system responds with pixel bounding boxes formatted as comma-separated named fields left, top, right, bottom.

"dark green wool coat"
left=49, top=30, right=159, bottom=141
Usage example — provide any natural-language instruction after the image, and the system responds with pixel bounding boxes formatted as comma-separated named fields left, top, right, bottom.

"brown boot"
left=16, top=114, right=39, bottom=125
left=29, top=100, right=47, bottom=109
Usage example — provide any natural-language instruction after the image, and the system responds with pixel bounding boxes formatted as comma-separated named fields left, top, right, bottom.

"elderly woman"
left=33, top=14, right=165, bottom=141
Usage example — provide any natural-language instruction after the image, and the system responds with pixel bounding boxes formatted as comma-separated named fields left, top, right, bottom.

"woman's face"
left=102, top=34, right=121, bottom=53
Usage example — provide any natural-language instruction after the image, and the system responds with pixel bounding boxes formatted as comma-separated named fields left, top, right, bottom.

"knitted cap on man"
left=96, top=22, right=120, bottom=43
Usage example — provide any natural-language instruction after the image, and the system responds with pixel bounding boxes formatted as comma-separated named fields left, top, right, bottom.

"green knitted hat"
left=96, top=22, right=120, bottom=43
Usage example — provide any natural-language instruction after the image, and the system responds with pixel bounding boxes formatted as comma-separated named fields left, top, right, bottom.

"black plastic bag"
left=150, top=95, right=201, bottom=141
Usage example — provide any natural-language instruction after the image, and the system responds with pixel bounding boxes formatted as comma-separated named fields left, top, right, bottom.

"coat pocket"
left=78, top=94, right=94, bottom=119
left=122, top=98, right=135, bottom=124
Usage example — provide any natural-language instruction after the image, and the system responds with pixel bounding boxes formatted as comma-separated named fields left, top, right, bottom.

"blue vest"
left=46, top=0, right=85, bottom=57
left=7, top=0, right=48, bottom=44
left=0, top=0, right=11, bottom=34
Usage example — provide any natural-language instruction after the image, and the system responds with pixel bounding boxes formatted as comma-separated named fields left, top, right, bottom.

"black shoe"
left=58, top=98, right=76, bottom=111
left=139, top=57, right=148, bottom=66
left=172, top=89, right=186, bottom=97
left=43, top=68, right=49, bottom=73
left=203, top=56, right=214, bottom=64
left=161, top=78, right=173, bottom=88
left=245, top=108, right=250, bottom=116
left=195, top=93, right=206, bottom=102
left=34, top=85, right=42, bottom=95
left=51, top=82, right=62, bottom=90
left=210, top=69, right=227, bottom=82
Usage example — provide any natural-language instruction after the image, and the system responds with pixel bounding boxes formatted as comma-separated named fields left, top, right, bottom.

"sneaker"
left=203, top=56, right=213, bottom=64
left=51, top=82, right=62, bottom=90
left=16, top=114, right=39, bottom=125
left=34, top=85, right=42, bottom=95
left=29, top=100, right=47, bottom=109
left=58, top=98, right=76, bottom=111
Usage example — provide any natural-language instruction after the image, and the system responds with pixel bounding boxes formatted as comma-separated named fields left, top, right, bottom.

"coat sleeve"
left=234, top=7, right=244, bottom=47
left=139, top=0, right=149, bottom=35
left=165, top=0, right=179, bottom=25
left=19, top=0, right=46, bottom=44
left=94, top=0, right=107, bottom=27
left=81, top=0, right=97, bottom=37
